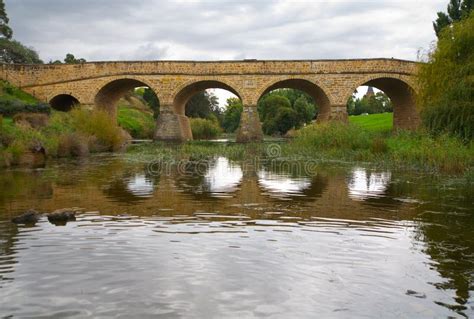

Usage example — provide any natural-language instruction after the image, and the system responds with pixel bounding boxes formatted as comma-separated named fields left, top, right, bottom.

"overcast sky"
left=6, top=0, right=446, bottom=63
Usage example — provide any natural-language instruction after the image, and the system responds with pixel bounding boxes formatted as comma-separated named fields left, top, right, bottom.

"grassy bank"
left=117, top=105, right=155, bottom=139
left=127, top=113, right=473, bottom=176
left=287, top=122, right=473, bottom=175
left=0, top=109, right=129, bottom=167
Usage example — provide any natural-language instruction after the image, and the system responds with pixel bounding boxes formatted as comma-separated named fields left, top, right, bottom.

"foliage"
left=418, top=12, right=474, bottom=141
left=70, top=108, right=126, bottom=152
left=258, top=94, right=291, bottom=123
left=349, top=113, right=393, bottom=133
left=0, top=80, right=38, bottom=104
left=0, top=1, right=42, bottom=64
left=258, top=89, right=316, bottom=135
left=263, top=106, right=298, bottom=135
left=142, top=88, right=160, bottom=119
left=289, top=122, right=474, bottom=174
left=292, top=122, right=373, bottom=152
left=0, top=0, right=12, bottom=39
left=0, top=81, right=50, bottom=116
left=50, top=53, right=86, bottom=64
left=347, top=91, right=393, bottom=115
left=0, top=38, right=43, bottom=64
left=186, top=91, right=222, bottom=121
left=433, top=0, right=473, bottom=37
left=293, top=96, right=316, bottom=126
left=222, top=97, right=243, bottom=133
left=117, top=105, right=155, bottom=139
left=385, top=131, right=473, bottom=173
left=190, top=118, right=222, bottom=140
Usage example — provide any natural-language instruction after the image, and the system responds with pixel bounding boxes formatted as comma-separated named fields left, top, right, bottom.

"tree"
left=434, top=0, right=473, bottom=37
left=257, top=89, right=318, bottom=135
left=263, top=107, right=298, bottom=135
left=49, top=53, right=87, bottom=64
left=143, top=88, right=160, bottom=119
left=346, top=91, right=392, bottom=115
left=185, top=91, right=221, bottom=121
left=419, top=11, right=474, bottom=140
left=258, top=95, right=291, bottom=123
left=64, top=53, right=86, bottom=64
left=0, top=1, right=42, bottom=64
left=222, top=97, right=243, bottom=133
left=0, top=0, right=12, bottom=39
left=293, top=96, right=316, bottom=127
left=0, top=39, right=43, bottom=64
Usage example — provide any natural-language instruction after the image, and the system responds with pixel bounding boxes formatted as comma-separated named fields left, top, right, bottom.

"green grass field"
left=117, top=105, right=155, bottom=139
left=349, top=113, right=393, bottom=132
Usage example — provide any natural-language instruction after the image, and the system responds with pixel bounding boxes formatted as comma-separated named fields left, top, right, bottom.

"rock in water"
left=11, top=210, right=41, bottom=224
left=47, top=208, right=80, bottom=223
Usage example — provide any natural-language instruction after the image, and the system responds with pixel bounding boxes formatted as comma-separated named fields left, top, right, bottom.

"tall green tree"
left=142, top=88, right=160, bottom=119
left=185, top=91, right=221, bottom=121
left=0, top=0, right=12, bottom=39
left=434, top=0, right=473, bottom=37
left=222, top=97, right=243, bottom=133
left=257, top=89, right=317, bottom=135
left=420, top=11, right=474, bottom=140
left=0, top=39, right=43, bottom=64
left=0, top=1, right=42, bottom=64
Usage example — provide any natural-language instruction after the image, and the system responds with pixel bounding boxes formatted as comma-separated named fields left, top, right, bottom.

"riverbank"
left=124, top=124, right=473, bottom=179
left=2, top=113, right=473, bottom=178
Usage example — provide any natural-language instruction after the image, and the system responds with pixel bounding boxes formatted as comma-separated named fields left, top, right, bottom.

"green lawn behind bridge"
left=349, top=113, right=393, bottom=133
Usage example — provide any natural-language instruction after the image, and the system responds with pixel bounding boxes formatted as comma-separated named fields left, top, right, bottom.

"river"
left=0, top=149, right=473, bottom=318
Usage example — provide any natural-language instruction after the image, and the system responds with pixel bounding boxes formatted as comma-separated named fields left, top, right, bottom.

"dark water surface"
left=0, top=152, right=473, bottom=318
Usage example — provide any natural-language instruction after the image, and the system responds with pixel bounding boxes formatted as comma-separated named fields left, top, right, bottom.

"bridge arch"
left=173, top=79, right=242, bottom=115
left=257, top=78, right=332, bottom=121
left=49, top=94, right=80, bottom=112
left=94, top=78, right=160, bottom=117
left=347, top=76, right=420, bottom=130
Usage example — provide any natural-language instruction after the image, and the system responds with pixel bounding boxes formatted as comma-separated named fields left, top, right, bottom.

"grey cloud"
left=5, top=0, right=447, bottom=62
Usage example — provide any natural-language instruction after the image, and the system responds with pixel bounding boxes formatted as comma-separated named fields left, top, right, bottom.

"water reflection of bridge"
left=0, top=157, right=473, bottom=315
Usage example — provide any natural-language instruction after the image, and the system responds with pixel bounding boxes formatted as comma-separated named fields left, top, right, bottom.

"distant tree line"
left=347, top=91, right=393, bottom=116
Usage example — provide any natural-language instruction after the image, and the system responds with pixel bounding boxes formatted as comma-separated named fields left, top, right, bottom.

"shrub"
left=418, top=12, right=474, bottom=141
left=70, top=108, right=126, bottom=151
left=57, top=133, right=89, bottom=157
left=13, top=112, right=49, bottom=128
left=0, top=98, right=51, bottom=117
left=190, top=118, right=222, bottom=140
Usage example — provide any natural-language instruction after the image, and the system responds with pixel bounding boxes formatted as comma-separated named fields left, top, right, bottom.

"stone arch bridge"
left=0, top=59, right=420, bottom=142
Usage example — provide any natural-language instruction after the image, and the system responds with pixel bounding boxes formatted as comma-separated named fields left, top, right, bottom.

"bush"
left=13, top=113, right=49, bottom=128
left=386, top=131, right=473, bottom=173
left=418, top=12, right=474, bottom=141
left=70, top=108, right=127, bottom=151
left=190, top=118, right=222, bottom=140
left=57, top=133, right=89, bottom=157
left=0, top=98, right=51, bottom=117
left=273, top=107, right=299, bottom=135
